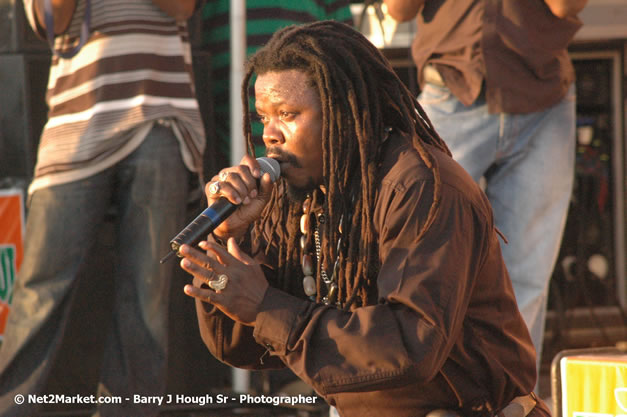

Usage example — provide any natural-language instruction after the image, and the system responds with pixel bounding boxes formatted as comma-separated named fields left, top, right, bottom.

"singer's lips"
left=266, top=154, right=283, bottom=162
left=266, top=155, right=289, bottom=170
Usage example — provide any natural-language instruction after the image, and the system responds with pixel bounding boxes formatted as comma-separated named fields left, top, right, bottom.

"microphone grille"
left=256, top=157, right=281, bottom=182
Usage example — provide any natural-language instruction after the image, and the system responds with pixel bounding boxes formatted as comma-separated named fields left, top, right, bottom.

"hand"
left=180, top=239, right=269, bottom=326
left=382, top=0, right=426, bottom=22
left=34, top=0, right=77, bottom=34
left=205, top=154, right=275, bottom=240
left=543, top=0, right=588, bottom=18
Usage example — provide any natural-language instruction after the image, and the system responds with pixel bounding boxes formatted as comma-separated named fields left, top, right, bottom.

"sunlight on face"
left=255, top=70, right=324, bottom=200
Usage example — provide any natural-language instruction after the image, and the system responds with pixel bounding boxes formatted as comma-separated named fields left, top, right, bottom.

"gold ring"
left=208, top=181, right=220, bottom=195
left=219, top=171, right=229, bottom=181
left=208, top=274, right=229, bottom=291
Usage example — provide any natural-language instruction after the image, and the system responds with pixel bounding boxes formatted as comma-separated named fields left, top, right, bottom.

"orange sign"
left=0, top=189, right=25, bottom=339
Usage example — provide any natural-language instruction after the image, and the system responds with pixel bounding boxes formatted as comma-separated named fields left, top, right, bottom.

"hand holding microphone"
left=160, top=156, right=280, bottom=263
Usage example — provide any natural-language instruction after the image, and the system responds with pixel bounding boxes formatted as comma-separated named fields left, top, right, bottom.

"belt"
left=425, top=392, right=537, bottom=417
left=498, top=392, right=537, bottom=417
left=423, top=64, right=446, bottom=87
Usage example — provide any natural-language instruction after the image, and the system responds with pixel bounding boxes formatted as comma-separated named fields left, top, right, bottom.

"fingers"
left=181, top=244, right=228, bottom=303
left=179, top=240, right=254, bottom=291
left=181, top=238, right=266, bottom=326
left=206, top=156, right=262, bottom=206
left=179, top=244, right=227, bottom=284
left=226, top=238, right=255, bottom=265
left=184, top=284, right=234, bottom=322
left=257, top=172, right=274, bottom=199
left=184, top=284, right=227, bottom=305
left=240, top=154, right=262, bottom=178
left=200, top=238, right=255, bottom=267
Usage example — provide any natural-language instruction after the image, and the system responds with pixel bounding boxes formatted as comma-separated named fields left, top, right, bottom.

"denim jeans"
left=0, top=123, right=191, bottom=417
left=419, top=83, right=576, bottom=368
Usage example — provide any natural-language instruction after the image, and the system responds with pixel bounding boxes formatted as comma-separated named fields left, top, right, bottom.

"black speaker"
left=0, top=52, right=50, bottom=179
left=0, top=0, right=49, bottom=53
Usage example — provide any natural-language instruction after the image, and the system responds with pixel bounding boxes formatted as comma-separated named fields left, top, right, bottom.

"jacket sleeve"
left=251, top=178, right=492, bottom=395
left=194, top=271, right=286, bottom=370
left=194, top=230, right=286, bottom=369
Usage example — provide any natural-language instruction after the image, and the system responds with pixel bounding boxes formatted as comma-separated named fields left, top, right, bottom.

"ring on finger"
left=208, top=181, right=221, bottom=195
left=208, top=274, right=229, bottom=291
left=219, top=171, right=229, bottom=182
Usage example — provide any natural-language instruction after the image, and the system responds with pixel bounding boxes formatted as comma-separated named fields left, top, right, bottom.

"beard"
left=266, top=147, right=319, bottom=203
left=286, top=180, right=316, bottom=203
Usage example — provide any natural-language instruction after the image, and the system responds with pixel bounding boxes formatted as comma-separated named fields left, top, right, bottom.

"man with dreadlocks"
left=177, top=20, right=549, bottom=417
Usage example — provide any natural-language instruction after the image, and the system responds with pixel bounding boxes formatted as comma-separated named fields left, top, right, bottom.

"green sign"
left=0, top=245, right=16, bottom=305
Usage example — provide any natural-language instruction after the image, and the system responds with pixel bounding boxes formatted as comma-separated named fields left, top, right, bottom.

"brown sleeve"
left=251, top=179, right=490, bottom=395
left=194, top=288, right=285, bottom=370
left=194, top=231, right=285, bottom=370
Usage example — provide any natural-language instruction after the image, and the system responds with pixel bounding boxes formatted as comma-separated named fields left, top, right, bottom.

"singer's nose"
left=262, top=122, right=284, bottom=147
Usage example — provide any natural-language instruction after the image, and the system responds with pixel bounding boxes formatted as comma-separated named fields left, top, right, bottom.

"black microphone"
left=160, top=157, right=280, bottom=264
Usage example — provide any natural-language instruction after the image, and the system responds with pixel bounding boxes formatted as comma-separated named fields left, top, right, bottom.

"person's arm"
left=182, top=173, right=476, bottom=388
left=250, top=175, right=497, bottom=395
left=32, top=0, right=76, bottom=35
left=192, top=233, right=286, bottom=370
left=544, top=0, right=588, bottom=18
left=382, top=0, right=426, bottom=22
left=194, top=278, right=287, bottom=370
left=180, top=142, right=530, bottom=399
left=151, top=0, right=198, bottom=21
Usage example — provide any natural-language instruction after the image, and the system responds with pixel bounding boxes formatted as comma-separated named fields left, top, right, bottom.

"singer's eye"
left=255, top=113, right=268, bottom=125
left=279, top=110, right=296, bottom=121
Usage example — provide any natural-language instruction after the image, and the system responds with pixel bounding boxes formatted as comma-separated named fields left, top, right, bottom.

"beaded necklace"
left=298, top=126, right=393, bottom=306
left=300, top=194, right=344, bottom=306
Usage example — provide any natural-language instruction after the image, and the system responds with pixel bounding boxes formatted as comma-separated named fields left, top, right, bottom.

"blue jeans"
left=419, top=83, right=576, bottom=368
left=0, top=123, right=191, bottom=417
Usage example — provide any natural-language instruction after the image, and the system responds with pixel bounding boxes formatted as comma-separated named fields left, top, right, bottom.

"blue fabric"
left=0, top=124, right=191, bottom=417
left=419, top=83, right=576, bottom=368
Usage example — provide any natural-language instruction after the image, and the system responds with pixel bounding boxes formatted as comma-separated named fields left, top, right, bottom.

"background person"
left=0, top=0, right=205, bottom=416
left=383, top=0, right=587, bottom=371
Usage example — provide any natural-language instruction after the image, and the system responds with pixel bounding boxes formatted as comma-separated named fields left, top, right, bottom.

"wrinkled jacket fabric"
left=195, top=133, right=543, bottom=417
left=411, top=0, right=582, bottom=113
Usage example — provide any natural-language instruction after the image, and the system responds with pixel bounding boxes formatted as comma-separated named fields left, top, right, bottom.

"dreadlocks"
left=242, top=20, right=450, bottom=310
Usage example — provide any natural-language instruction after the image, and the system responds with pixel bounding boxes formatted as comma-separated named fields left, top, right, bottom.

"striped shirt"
left=201, top=0, right=353, bottom=165
left=23, top=0, right=205, bottom=194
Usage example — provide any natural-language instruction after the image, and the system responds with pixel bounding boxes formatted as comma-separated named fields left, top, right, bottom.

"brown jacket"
left=195, top=133, right=543, bottom=417
left=412, top=0, right=582, bottom=113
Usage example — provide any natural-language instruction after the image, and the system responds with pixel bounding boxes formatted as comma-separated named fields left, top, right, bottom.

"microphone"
left=160, top=157, right=280, bottom=264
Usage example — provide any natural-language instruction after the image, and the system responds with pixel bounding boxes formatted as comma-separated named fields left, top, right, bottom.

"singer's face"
left=255, top=70, right=323, bottom=197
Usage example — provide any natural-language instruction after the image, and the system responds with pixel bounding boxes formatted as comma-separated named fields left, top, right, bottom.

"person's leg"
left=0, top=175, right=113, bottom=417
left=96, top=122, right=191, bottom=417
left=421, top=82, right=577, bottom=368
left=485, top=85, right=576, bottom=367
left=418, top=83, right=498, bottom=181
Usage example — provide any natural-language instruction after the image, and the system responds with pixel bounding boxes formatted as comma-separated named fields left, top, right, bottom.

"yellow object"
left=561, top=355, right=627, bottom=417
